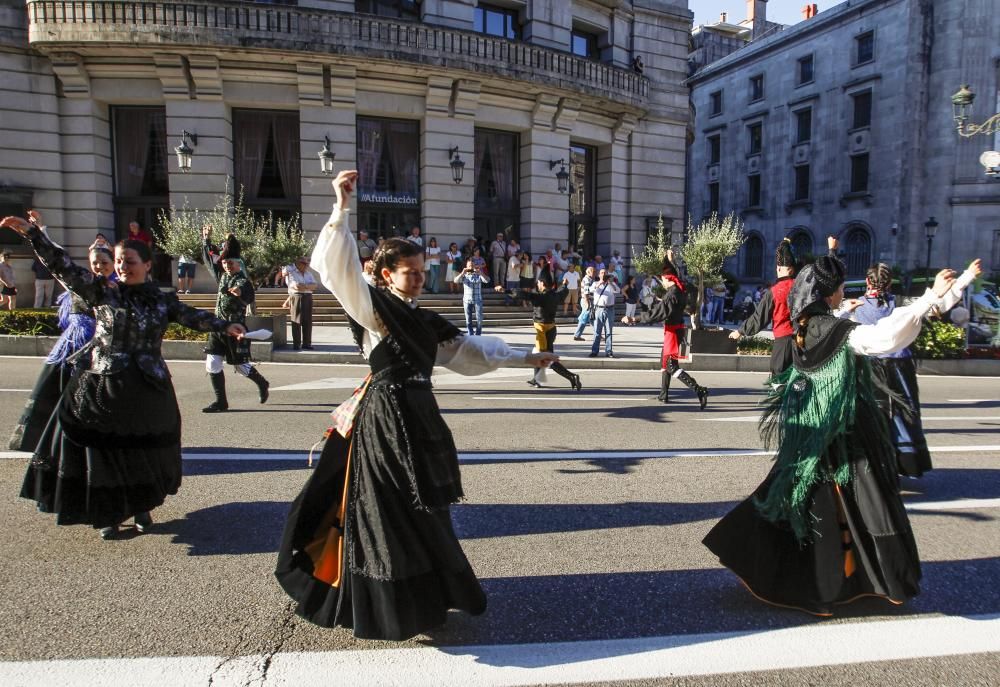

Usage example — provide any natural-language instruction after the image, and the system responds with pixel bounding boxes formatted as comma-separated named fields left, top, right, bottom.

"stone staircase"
left=177, top=289, right=588, bottom=327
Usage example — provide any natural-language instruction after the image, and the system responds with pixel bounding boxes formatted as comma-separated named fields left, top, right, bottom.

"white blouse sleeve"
left=311, top=208, right=380, bottom=335
left=940, top=269, right=976, bottom=312
left=437, top=335, right=530, bottom=375
left=848, top=289, right=941, bottom=356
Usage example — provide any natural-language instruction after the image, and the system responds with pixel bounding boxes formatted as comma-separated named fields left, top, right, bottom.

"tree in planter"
left=632, top=212, right=672, bottom=278
left=677, top=212, right=744, bottom=330
left=156, top=186, right=312, bottom=290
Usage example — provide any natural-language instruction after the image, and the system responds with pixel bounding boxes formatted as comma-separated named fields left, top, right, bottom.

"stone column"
left=520, top=95, right=571, bottom=254
left=420, top=76, right=477, bottom=255
left=597, top=114, right=637, bottom=265
left=298, top=64, right=357, bottom=237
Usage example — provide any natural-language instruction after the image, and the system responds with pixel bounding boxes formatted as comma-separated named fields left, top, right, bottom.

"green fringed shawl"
left=755, top=342, right=877, bottom=542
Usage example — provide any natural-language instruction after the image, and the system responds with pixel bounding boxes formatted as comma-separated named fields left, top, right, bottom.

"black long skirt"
left=276, top=384, right=486, bottom=641
left=880, top=357, right=931, bottom=477
left=703, top=448, right=921, bottom=616
left=8, top=361, right=69, bottom=453
left=20, top=365, right=183, bottom=529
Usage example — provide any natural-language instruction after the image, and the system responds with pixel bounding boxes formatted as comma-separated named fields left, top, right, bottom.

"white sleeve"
left=848, top=289, right=941, bottom=356
left=437, top=335, right=530, bottom=375
left=311, top=208, right=380, bottom=334
left=940, top=269, right=976, bottom=312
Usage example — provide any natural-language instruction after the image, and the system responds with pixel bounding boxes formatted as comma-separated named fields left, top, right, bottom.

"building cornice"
left=25, top=0, right=649, bottom=109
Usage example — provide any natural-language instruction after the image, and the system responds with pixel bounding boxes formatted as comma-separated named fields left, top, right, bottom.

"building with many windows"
left=686, top=0, right=1000, bottom=285
left=1, top=0, right=693, bottom=297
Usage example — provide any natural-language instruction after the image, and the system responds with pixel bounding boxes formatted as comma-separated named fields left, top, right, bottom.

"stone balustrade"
left=26, top=0, right=649, bottom=106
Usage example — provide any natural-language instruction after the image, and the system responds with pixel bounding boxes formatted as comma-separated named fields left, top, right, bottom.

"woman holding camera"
left=276, top=171, right=557, bottom=641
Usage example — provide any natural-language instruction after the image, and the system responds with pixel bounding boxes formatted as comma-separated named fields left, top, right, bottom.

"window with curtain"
left=232, top=109, right=301, bottom=221
left=356, top=117, right=420, bottom=237
left=743, top=235, right=764, bottom=279
left=475, top=128, right=519, bottom=241
left=113, top=106, right=168, bottom=199
left=570, top=143, right=596, bottom=257
left=844, top=226, right=872, bottom=277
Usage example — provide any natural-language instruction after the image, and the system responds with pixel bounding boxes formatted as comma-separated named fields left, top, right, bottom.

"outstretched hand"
left=827, top=235, right=839, bottom=251
left=333, top=170, right=359, bottom=211
left=968, top=258, right=983, bottom=279
left=728, top=330, right=741, bottom=340
left=526, top=352, right=558, bottom=368
left=0, top=216, right=31, bottom=236
left=931, top=269, right=957, bottom=298
left=226, top=323, right=247, bottom=339
left=27, top=209, right=42, bottom=226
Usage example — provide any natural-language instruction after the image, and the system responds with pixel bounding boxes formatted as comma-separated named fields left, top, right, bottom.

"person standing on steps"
left=455, top=259, right=490, bottom=336
left=200, top=225, right=270, bottom=413
left=572, top=266, right=597, bottom=340
left=285, top=256, right=318, bottom=350
left=646, top=255, right=709, bottom=409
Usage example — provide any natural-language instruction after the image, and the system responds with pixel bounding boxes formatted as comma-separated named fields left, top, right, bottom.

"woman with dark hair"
left=1, top=211, right=246, bottom=540
left=275, top=171, right=557, bottom=641
left=841, top=263, right=932, bottom=477
left=646, top=255, right=709, bottom=408
left=703, top=251, right=981, bottom=616
left=9, top=241, right=116, bottom=452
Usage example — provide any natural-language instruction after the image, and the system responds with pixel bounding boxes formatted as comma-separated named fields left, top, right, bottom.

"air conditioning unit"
left=848, top=130, right=870, bottom=154
left=708, top=164, right=720, bottom=182
left=747, top=155, right=761, bottom=173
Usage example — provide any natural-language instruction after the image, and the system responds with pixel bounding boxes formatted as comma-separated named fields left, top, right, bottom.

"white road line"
left=472, top=396, right=657, bottom=401
left=701, top=415, right=1000, bottom=423
left=1, top=614, right=998, bottom=687
left=905, top=498, right=1000, bottom=511
left=0, top=388, right=31, bottom=392
left=948, top=399, right=997, bottom=403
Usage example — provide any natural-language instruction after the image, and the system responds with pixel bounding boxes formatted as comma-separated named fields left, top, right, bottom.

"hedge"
left=0, top=309, right=59, bottom=336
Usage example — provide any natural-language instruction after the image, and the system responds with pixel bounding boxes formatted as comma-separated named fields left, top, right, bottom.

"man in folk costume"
left=704, top=252, right=981, bottom=616
left=498, top=265, right=582, bottom=390
left=729, top=237, right=800, bottom=377
left=200, top=225, right=270, bottom=412
left=646, top=254, right=709, bottom=408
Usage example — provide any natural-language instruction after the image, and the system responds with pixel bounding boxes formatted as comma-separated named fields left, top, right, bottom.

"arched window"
left=743, top=234, right=764, bottom=279
left=788, top=229, right=813, bottom=260
left=844, top=226, right=872, bottom=277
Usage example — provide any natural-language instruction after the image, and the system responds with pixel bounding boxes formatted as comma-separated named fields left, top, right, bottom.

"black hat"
left=788, top=255, right=847, bottom=326
left=776, top=237, right=796, bottom=269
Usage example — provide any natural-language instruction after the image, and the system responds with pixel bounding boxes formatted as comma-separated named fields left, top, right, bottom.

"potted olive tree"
left=156, top=189, right=312, bottom=349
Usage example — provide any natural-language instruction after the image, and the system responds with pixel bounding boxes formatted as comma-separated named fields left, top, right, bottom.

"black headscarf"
left=788, top=255, right=847, bottom=330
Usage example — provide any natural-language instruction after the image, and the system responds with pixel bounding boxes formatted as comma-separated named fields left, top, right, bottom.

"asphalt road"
left=0, top=356, right=998, bottom=686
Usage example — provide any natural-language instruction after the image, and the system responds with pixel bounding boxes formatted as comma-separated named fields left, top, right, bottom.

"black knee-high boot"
left=245, top=367, right=270, bottom=404
left=203, top=372, right=229, bottom=413
left=673, top=366, right=709, bottom=410
left=551, top=361, right=582, bottom=390
left=658, top=369, right=671, bottom=403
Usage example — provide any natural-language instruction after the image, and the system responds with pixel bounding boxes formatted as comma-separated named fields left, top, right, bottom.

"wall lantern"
left=549, top=158, right=569, bottom=193
left=952, top=84, right=1000, bottom=138
left=174, top=130, right=197, bottom=173
left=448, top=146, right=465, bottom=184
left=318, top=136, right=336, bottom=176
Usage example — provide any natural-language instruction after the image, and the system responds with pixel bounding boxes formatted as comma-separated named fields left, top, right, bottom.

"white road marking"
left=701, top=415, right=1000, bottom=423
left=1, top=614, right=998, bottom=687
left=905, top=498, right=1000, bottom=511
left=472, top=396, right=657, bottom=401
left=947, top=399, right=997, bottom=403
left=273, top=369, right=535, bottom=392
left=0, top=388, right=31, bottom=392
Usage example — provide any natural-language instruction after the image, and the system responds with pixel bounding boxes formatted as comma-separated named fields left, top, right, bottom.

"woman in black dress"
left=2, top=212, right=246, bottom=540
left=703, top=255, right=980, bottom=616
left=275, top=171, right=557, bottom=641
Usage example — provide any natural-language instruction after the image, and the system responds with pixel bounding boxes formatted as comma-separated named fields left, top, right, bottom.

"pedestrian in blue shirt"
left=454, top=259, right=491, bottom=335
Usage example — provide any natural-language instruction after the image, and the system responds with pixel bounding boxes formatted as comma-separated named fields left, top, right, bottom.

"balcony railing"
left=26, top=0, right=648, bottom=105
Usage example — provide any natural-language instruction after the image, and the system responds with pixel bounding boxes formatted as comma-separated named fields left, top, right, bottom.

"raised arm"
left=940, top=260, right=981, bottom=312
left=737, top=289, right=774, bottom=337
left=1, top=216, right=106, bottom=306
left=200, top=226, right=222, bottom=285
left=166, top=293, right=233, bottom=334
left=310, top=171, right=380, bottom=334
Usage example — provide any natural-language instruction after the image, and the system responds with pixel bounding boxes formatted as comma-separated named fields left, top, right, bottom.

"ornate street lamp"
left=317, top=136, right=335, bottom=175
left=448, top=146, right=465, bottom=184
left=174, top=130, right=197, bottom=173
left=924, top=216, right=938, bottom=274
left=951, top=84, right=1000, bottom=136
left=549, top=158, right=569, bottom=193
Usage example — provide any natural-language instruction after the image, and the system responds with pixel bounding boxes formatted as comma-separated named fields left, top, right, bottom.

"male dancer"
left=201, top=225, right=269, bottom=412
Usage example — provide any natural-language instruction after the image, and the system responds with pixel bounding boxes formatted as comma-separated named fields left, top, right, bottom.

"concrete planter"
left=689, top=328, right=738, bottom=355
left=247, top=313, right=287, bottom=349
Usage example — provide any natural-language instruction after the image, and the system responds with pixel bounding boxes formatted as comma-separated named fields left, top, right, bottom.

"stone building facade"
left=0, top=0, right=692, bottom=298
left=686, top=0, right=1000, bottom=285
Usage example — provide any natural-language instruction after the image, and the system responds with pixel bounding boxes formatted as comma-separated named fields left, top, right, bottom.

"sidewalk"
left=272, top=321, right=772, bottom=371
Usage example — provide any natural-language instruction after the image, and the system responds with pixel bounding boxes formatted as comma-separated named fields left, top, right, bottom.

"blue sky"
left=691, top=0, right=813, bottom=28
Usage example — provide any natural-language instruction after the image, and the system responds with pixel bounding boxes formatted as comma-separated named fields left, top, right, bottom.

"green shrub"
left=0, top=309, right=60, bottom=336
left=163, top=323, right=209, bottom=341
left=911, top=320, right=965, bottom=359
left=737, top=336, right=773, bottom=356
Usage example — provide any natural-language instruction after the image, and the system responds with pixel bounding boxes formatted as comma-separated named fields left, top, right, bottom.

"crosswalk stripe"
left=1, top=614, right=997, bottom=687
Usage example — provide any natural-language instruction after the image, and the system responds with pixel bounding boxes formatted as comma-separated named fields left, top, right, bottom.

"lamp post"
left=317, top=136, right=335, bottom=175
left=924, top=216, right=938, bottom=275
left=549, top=158, right=569, bottom=193
left=174, top=130, right=197, bottom=173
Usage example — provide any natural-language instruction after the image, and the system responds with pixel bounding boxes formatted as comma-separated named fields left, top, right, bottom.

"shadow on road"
left=453, top=501, right=736, bottom=539
left=902, top=467, right=1000, bottom=502
left=158, top=500, right=289, bottom=555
